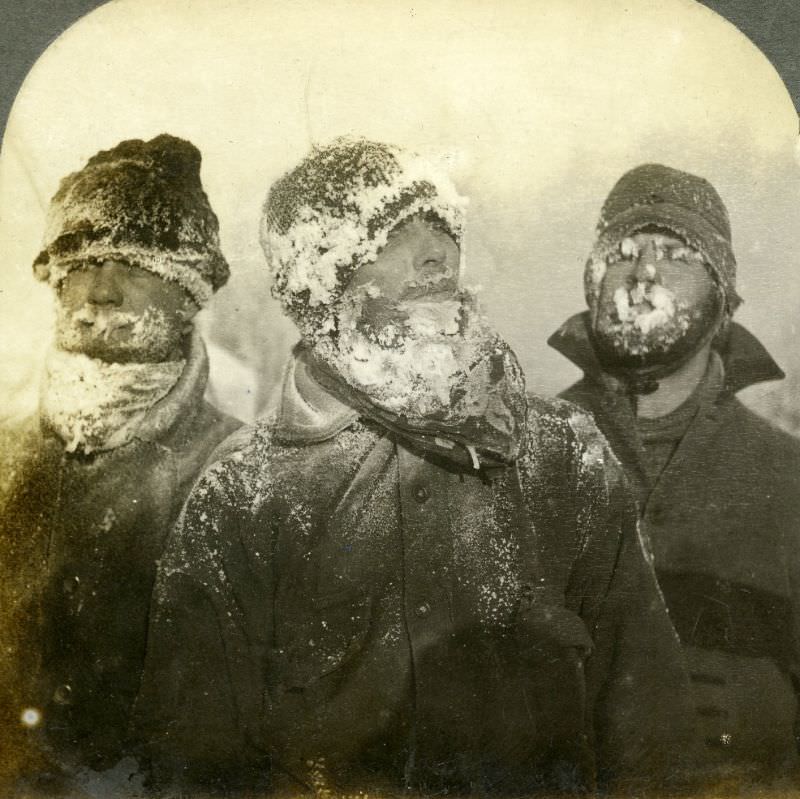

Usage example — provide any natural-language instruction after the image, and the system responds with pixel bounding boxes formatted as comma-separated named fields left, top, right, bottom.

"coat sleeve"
left=563, top=408, right=695, bottom=791
left=132, top=454, right=271, bottom=793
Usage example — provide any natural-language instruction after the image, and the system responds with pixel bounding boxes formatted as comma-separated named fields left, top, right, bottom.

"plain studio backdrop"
left=1, top=0, right=798, bottom=427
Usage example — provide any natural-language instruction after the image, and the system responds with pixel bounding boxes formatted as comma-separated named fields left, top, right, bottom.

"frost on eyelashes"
left=584, top=235, right=706, bottom=302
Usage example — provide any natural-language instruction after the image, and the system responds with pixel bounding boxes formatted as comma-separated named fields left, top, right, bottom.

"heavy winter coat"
left=0, top=335, right=240, bottom=786
left=550, top=313, right=800, bottom=785
left=135, top=351, right=693, bottom=796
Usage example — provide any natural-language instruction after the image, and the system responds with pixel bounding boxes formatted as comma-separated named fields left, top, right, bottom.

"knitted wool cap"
left=261, top=137, right=467, bottom=339
left=33, top=134, right=229, bottom=307
left=585, top=163, right=741, bottom=314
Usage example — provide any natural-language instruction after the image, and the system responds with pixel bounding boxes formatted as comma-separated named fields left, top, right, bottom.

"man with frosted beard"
left=0, top=135, right=240, bottom=793
left=549, top=164, right=800, bottom=788
left=136, top=138, right=693, bottom=796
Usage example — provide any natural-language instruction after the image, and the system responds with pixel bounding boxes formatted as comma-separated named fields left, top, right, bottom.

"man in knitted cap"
left=0, top=134, right=240, bottom=792
left=549, top=163, right=800, bottom=787
left=137, top=138, right=693, bottom=796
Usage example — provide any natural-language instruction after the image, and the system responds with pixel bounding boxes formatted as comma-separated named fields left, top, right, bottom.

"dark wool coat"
left=135, top=354, right=694, bottom=796
left=0, top=337, right=240, bottom=788
left=550, top=313, right=800, bottom=786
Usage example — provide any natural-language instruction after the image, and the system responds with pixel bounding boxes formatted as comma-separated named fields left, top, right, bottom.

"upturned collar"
left=548, top=311, right=784, bottom=396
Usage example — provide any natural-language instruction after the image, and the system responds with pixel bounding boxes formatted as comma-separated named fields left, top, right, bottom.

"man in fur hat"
left=136, top=138, right=693, bottom=796
left=549, top=164, right=800, bottom=787
left=0, top=134, right=241, bottom=791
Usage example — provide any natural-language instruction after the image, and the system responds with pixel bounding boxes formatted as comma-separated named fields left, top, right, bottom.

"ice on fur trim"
left=41, top=246, right=214, bottom=307
left=261, top=138, right=468, bottom=339
left=33, top=134, right=229, bottom=308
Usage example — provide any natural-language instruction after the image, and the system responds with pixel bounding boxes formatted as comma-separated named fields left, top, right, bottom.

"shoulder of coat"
left=524, top=392, right=623, bottom=487
left=724, top=397, right=800, bottom=466
left=201, top=414, right=278, bottom=473
left=525, top=393, right=605, bottom=448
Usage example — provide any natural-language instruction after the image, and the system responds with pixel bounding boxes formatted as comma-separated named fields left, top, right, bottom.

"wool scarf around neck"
left=306, top=335, right=528, bottom=470
left=41, top=348, right=185, bottom=454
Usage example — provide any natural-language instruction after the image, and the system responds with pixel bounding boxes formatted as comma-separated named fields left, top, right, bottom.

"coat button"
left=63, top=576, right=80, bottom=595
left=413, top=485, right=429, bottom=503
left=53, top=684, right=73, bottom=705
left=414, top=602, right=431, bottom=618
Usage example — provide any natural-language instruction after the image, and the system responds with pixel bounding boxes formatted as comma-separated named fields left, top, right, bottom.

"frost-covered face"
left=55, top=259, right=198, bottom=363
left=314, top=216, right=503, bottom=418
left=590, top=231, right=722, bottom=371
left=343, top=215, right=461, bottom=342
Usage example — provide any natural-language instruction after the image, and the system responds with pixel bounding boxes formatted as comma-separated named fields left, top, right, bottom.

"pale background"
left=1, top=0, right=798, bottom=429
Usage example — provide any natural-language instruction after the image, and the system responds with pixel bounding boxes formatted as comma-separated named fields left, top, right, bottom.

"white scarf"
left=41, top=348, right=185, bottom=454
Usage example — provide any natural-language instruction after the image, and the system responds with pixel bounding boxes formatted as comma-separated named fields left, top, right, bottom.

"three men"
left=549, top=164, right=800, bottom=785
left=0, top=135, right=240, bottom=789
left=136, top=139, right=693, bottom=795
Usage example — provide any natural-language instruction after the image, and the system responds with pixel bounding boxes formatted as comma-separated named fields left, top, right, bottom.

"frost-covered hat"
left=33, top=134, right=229, bottom=307
left=585, top=163, right=741, bottom=314
left=261, top=137, right=467, bottom=339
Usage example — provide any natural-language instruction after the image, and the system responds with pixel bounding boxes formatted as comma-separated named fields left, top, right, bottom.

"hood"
left=548, top=311, right=784, bottom=395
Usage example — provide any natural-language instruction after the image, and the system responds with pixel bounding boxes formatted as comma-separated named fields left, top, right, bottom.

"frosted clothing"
left=262, top=138, right=467, bottom=340
left=40, top=348, right=185, bottom=454
left=135, top=348, right=693, bottom=796
left=550, top=312, right=800, bottom=786
left=33, top=134, right=229, bottom=308
left=0, top=333, right=240, bottom=787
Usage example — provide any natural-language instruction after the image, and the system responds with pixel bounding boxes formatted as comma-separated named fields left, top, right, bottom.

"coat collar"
left=547, top=311, right=784, bottom=395
left=135, top=328, right=210, bottom=447
left=274, top=345, right=360, bottom=444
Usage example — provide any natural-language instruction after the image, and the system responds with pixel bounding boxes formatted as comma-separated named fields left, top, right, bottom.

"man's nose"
left=87, top=265, right=124, bottom=306
left=632, top=241, right=659, bottom=282
left=413, top=240, right=454, bottom=284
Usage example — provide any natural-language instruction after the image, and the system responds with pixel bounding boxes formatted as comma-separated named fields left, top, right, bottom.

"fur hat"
left=260, top=137, right=467, bottom=339
left=586, top=163, right=741, bottom=314
left=33, top=134, right=229, bottom=307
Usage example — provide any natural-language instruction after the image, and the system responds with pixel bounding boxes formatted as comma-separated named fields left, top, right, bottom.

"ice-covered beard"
left=55, top=305, right=185, bottom=363
left=591, top=278, right=721, bottom=372
left=314, top=287, right=495, bottom=419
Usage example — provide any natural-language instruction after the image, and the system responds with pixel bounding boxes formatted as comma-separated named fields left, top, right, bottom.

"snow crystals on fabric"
left=40, top=348, right=184, bottom=454
left=261, top=138, right=468, bottom=339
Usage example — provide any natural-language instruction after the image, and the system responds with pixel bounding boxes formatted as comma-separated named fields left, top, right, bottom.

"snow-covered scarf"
left=41, top=348, right=185, bottom=454
left=298, top=293, right=528, bottom=468
left=286, top=332, right=527, bottom=471
left=310, top=347, right=526, bottom=469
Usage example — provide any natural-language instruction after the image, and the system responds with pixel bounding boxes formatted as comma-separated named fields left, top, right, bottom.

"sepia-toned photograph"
left=0, top=1, right=799, bottom=796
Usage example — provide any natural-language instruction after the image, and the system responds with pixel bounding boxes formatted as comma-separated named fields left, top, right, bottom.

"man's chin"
left=590, top=330, right=703, bottom=375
